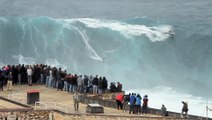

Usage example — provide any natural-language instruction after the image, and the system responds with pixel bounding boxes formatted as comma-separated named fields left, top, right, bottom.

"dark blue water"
left=0, top=0, right=212, bottom=99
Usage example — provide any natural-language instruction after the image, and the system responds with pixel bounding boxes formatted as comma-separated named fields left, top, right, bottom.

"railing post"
left=35, top=102, right=37, bottom=110
left=32, top=101, right=69, bottom=113
left=12, top=93, right=14, bottom=100
left=45, top=104, right=48, bottom=109
left=55, top=102, right=56, bottom=109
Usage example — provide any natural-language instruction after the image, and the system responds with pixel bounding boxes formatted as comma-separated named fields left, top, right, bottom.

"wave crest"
left=62, top=18, right=174, bottom=42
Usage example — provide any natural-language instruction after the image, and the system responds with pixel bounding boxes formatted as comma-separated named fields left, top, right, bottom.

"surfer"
left=166, top=30, right=175, bottom=36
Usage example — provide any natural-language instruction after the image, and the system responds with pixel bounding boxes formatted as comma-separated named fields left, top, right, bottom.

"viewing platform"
left=0, top=85, right=210, bottom=120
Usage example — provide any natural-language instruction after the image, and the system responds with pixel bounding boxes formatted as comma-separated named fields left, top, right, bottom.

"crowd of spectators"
left=0, top=64, right=122, bottom=94
left=115, top=93, right=149, bottom=115
left=1, top=64, right=189, bottom=117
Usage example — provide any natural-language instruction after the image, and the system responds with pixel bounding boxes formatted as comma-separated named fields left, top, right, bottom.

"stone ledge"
left=86, top=104, right=104, bottom=113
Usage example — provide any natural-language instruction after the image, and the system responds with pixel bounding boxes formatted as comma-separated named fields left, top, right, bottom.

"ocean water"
left=0, top=0, right=212, bottom=118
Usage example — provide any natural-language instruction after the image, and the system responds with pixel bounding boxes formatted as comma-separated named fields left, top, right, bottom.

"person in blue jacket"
left=135, top=94, right=142, bottom=114
left=129, top=93, right=136, bottom=114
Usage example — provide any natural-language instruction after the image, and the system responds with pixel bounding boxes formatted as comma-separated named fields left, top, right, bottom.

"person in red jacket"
left=116, top=93, right=124, bottom=110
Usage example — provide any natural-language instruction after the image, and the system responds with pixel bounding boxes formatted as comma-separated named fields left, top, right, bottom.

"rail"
left=7, top=92, right=25, bottom=103
left=35, top=102, right=68, bottom=113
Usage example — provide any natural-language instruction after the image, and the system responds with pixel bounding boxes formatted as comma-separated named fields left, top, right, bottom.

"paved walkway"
left=0, top=85, right=161, bottom=118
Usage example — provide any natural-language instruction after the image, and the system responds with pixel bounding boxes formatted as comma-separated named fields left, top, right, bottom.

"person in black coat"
left=0, top=70, right=4, bottom=91
left=181, top=101, right=189, bottom=118
left=12, top=65, right=19, bottom=85
left=20, top=64, right=27, bottom=84
left=92, top=75, right=98, bottom=94
left=102, top=76, right=108, bottom=93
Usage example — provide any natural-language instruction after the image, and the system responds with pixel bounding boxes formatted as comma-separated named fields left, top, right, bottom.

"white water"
left=12, top=54, right=36, bottom=65
left=45, top=59, right=67, bottom=70
left=71, top=25, right=103, bottom=61
left=127, top=86, right=212, bottom=118
left=61, top=18, right=173, bottom=42
left=12, top=55, right=68, bottom=70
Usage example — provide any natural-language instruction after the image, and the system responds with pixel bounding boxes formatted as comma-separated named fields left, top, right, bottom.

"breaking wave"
left=0, top=16, right=211, bottom=101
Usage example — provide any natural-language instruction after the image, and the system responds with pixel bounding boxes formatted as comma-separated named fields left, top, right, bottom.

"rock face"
left=0, top=111, right=50, bottom=120
left=86, top=104, right=104, bottom=113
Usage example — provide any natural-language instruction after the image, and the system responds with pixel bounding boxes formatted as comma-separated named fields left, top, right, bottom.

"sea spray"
left=127, top=86, right=212, bottom=118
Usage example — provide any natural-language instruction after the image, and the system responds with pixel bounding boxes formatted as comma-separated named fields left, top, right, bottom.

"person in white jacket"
left=27, top=66, right=33, bottom=86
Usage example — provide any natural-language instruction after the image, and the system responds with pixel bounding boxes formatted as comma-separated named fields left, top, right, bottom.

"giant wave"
left=0, top=16, right=212, bottom=100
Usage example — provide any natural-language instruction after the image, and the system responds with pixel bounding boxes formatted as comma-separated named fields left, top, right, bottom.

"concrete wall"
left=79, top=95, right=211, bottom=120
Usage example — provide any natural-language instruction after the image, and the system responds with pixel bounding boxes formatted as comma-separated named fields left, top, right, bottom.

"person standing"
left=98, top=77, right=103, bottom=94
left=142, top=95, right=148, bottom=114
left=7, top=72, right=13, bottom=91
left=69, top=74, right=74, bottom=93
left=72, top=74, right=78, bottom=93
left=57, top=69, right=65, bottom=91
left=57, top=68, right=63, bottom=91
left=73, top=92, right=79, bottom=111
left=116, top=93, right=124, bottom=110
left=92, top=75, right=98, bottom=94
left=88, top=75, right=93, bottom=94
left=0, top=71, right=4, bottom=91
left=123, top=93, right=130, bottom=112
left=27, top=66, right=33, bottom=86
left=12, top=65, right=18, bottom=85
left=181, top=101, right=189, bottom=118
left=17, top=64, right=21, bottom=85
left=83, top=75, right=89, bottom=94
left=129, top=93, right=136, bottom=114
left=161, top=104, right=167, bottom=116
left=135, top=94, right=142, bottom=114
left=20, top=64, right=27, bottom=84
left=102, top=76, right=108, bottom=93
left=77, top=75, right=83, bottom=93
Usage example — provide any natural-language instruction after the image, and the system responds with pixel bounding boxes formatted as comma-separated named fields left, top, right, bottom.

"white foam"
left=0, top=17, right=7, bottom=23
left=0, top=62, right=4, bottom=68
left=73, top=62, right=81, bottom=74
left=70, top=26, right=103, bottom=61
left=62, top=18, right=173, bottom=42
left=13, top=54, right=36, bottom=65
left=103, top=49, right=119, bottom=53
left=127, top=86, right=212, bottom=118
left=45, top=59, right=67, bottom=70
